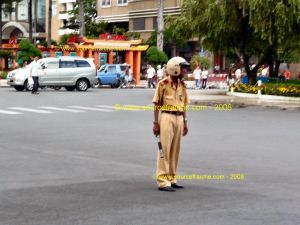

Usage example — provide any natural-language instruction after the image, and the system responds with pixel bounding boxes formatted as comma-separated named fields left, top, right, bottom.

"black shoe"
left=171, top=183, right=184, bottom=189
left=158, top=186, right=176, bottom=192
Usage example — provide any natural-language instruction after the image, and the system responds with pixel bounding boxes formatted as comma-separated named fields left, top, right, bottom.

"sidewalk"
left=188, top=89, right=300, bottom=111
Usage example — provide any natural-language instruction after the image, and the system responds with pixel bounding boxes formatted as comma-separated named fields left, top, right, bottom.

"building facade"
left=96, top=0, right=182, bottom=40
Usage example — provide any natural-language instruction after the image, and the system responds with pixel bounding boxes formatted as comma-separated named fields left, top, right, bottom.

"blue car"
left=97, top=64, right=129, bottom=88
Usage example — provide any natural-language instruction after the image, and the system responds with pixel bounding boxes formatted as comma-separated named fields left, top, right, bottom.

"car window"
left=107, top=66, right=117, bottom=73
left=76, top=60, right=91, bottom=67
left=98, top=65, right=106, bottom=72
left=120, top=65, right=128, bottom=71
left=45, top=61, right=59, bottom=69
left=60, top=61, right=76, bottom=68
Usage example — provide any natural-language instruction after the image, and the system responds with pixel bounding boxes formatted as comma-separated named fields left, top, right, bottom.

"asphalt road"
left=0, top=88, right=299, bottom=225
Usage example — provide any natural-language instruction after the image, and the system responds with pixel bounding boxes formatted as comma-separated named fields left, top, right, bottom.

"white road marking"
left=0, top=109, right=22, bottom=115
left=8, top=107, right=54, bottom=114
left=39, top=106, right=86, bottom=113
left=94, top=105, right=115, bottom=109
left=68, top=106, right=113, bottom=112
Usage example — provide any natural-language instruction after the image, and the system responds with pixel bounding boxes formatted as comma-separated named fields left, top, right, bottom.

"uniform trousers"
left=156, top=112, right=184, bottom=188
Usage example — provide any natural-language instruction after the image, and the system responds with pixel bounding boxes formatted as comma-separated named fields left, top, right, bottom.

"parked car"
left=97, top=64, right=129, bottom=88
left=7, top=56, right=98, bottom=91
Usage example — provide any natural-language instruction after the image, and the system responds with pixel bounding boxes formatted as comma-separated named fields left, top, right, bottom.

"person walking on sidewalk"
left=30, top=56, right=41, bottom=94
left=193, top=65, right=201, bottom=89
left=152, top=56, right=190, bottom=192
left=201, top=67, right=208, bottom=89
left=147, top=64, right=156, bottom=88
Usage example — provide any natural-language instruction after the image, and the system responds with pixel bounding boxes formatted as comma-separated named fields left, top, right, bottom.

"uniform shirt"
left=31, top=60, right=41, bottom=77
left=147, top=67, right=156, bottom=79
left=152, top=77, right=189, bottom=112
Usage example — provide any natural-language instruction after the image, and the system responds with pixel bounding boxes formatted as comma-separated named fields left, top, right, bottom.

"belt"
left=162, top=111, right=183, bottom=116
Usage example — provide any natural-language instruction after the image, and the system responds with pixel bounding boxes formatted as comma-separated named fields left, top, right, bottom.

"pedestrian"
left=193, top=65, right=201, bottom=89
left=157, top=65, right=164, bottom=82
left=201, top=67, right=208, bottom=89
left=147, top=64, right=156, bottom=88
left=234, top=67, right=242, bottom=83
left=30, top=56, right=41, bottom=94
left=152, top=56, right=190, bottom=192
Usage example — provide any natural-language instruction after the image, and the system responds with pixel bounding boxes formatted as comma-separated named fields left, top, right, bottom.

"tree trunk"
left=28, top=0, right=33, bottom=43
left=274, top=60, right=281, bottom=78
left=157, top=0, right=164, bottom=51
left=78, top=0, right=85, bottom=37
left=47, top=0, right=52, bottom=47
left=268, top=57, right=274, bottom=77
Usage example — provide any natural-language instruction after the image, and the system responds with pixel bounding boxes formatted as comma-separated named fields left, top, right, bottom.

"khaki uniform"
left=152, top=77, right=189, bottom=188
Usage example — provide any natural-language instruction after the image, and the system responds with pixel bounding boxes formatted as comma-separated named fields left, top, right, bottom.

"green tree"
left=145, top=46, right=168, bottom=65
left=190, top=55, right=211, bottom=70
left=147, top=26, right=187, bottom=57
left=59, top=34, right=73, bottom=45
left=171, top=0, right=300, bottom=84
left=17, top=39, right=41, bottom=65
left=68, top=0, right=107, bottom=38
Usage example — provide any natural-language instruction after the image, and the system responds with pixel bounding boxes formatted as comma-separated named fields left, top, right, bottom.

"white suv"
left=7, top=56, right=98, bottom=91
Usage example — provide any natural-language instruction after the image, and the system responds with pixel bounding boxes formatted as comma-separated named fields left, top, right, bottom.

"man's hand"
left=153, top=122, right=160, bottom=136
left=183, top=124, right=188, bottom=136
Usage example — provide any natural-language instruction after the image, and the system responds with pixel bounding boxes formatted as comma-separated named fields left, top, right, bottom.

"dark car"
left=97, top=64, right=129, bottom=88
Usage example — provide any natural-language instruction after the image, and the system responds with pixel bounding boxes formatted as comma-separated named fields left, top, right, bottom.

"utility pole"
left=47, top=0, right=52, bottom=47
left=157, top=0, right=164, bottom=51
left=78, top=0, right=85, bottom=37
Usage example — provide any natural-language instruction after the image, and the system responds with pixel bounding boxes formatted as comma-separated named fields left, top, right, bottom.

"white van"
left=7, top=56, right=98, bottom=91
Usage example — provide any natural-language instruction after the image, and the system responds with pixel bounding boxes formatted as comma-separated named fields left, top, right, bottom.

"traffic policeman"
left=152, top=56, right=190, bottom=192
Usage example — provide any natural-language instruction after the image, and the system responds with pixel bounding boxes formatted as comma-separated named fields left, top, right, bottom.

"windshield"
left=98, top=65, right=106, bottom=72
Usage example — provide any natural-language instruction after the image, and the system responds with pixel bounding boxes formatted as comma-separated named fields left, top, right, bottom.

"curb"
left=0, top=79, right=9, bottom=87
left=227, top=92, right=300, bottom=103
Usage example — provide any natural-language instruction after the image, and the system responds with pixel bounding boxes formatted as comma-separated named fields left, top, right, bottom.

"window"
left=107, top=66, right=117, bottom=73
left=17, top=0, right=28, bottom=20
left=120, top=65, right=128, bottom=72
left=76, top=60, right=91, bottom=67
left=101, top=0, right=111, bottom=7
left=118, top=0, right=127, bottom=5
left=153, top=17, right=157, bottom=29
left=133, top=18, right=145, bottom=30
left=45, top=61, right=59, bottom=69
left=60, top=61, right=76, bottom=68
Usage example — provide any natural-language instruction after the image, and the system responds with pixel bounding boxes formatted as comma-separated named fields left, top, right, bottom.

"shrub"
left=145, top=46, right=168, bottom=65
left=232, top=83, right=300, bottom=97
left=190, top=54, right=211, bottom=70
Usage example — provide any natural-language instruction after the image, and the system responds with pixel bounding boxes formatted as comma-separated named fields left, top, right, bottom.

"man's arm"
left=153, top=103, right=160, bottom=136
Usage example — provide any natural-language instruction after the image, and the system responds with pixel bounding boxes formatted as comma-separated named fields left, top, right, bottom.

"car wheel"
left=14, top=85, right=25, bottom=91
left=65, top=86, right=76, bottom=91
left=111, top=80, right=120, bottom=88
left=25, top=80, right=33, bottom=91
left=76, top=79, right=89, bottom=91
